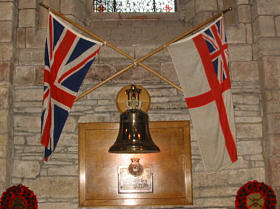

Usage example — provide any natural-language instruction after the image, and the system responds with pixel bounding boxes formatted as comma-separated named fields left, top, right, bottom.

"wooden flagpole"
left=40, top=2, right=232, bottom=101
left=39, top=2, right=185, bottom=99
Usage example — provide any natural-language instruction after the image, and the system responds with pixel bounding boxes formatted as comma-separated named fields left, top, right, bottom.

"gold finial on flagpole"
left=223, top=7, right=233, bottom=14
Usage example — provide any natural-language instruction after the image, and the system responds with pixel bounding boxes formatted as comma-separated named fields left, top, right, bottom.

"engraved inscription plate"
left=118, top=166, right=153, bottom=193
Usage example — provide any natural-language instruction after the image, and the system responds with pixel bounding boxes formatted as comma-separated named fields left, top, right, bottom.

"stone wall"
left=0, top=0, right=17, bottom=194
left=0, top=0, right=279, bottom=208
left=251, top=0, right=280, bottom=203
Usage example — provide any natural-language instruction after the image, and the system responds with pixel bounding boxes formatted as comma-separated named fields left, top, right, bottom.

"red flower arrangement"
left=235, top=180, right=277, bottom=209
left=0, top=184, right=38, bottom=209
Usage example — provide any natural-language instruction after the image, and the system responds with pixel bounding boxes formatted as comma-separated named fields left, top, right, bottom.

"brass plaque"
left=118, top=166, right=153, bottom=193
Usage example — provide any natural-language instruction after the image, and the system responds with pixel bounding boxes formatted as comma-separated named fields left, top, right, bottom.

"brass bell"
left=108, top=85, right=160, bottom=153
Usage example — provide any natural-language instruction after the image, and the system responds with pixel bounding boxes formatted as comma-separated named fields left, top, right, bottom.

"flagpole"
left=39, top=2, right=232, bottom=101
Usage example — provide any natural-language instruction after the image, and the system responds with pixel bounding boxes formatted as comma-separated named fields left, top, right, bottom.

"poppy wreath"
left=0, top=184, right=38, bottom=209
left=235, top=180, right=277, bottom=209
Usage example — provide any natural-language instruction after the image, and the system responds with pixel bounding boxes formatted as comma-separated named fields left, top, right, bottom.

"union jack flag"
left=202, top=17, right=229, bottom=85
left=168, top=16, right=237, bottom=172
left=41, top=12, right=102, bottom=161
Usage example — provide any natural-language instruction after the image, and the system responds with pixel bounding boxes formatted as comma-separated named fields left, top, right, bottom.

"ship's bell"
left=108, top=85, right=160, bottom=153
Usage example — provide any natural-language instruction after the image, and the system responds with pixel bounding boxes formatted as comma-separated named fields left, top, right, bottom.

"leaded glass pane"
left=93, top=0, right=176, bottom=13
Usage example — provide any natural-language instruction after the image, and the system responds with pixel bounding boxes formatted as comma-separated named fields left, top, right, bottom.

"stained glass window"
left=93, top=0, right=176, bottom=13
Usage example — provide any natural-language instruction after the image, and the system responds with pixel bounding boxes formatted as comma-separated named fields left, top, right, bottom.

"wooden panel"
left=79, top=121, right=192, bottom=207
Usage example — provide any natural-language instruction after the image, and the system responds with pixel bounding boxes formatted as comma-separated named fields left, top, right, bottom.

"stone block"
left=217, top=0, right=223, bottom=10
left=0, top=21, right=12, bottom=42
left=71, top=103, right=95, bottom=113
left=78, top=113, right=112, bottom=123
left=15, top=65, right=35, bottom=84
left=48, top=165, right=78, bottom=176
left=49, top=152, right=78, bottom=160
left=99, top=46, right=133, bottom=64
left=193, top=168, right=265, bottom=187
left=245, top=23, right=253, bottom=44
left=86, top=85, right=121, bottom=100
left=230, top=156, right=250, bottom=169
left=0, top=43, right=13, bottom=61
left=265, top=90, right=280, bottom=113
left=14, top=115, right=40, bottom=132
left=14, top=104, right=41, bottom=114
left=266, top=114, right=280, bottom=135
left=233, top=94, right=259, bottom=105
left=222, top=0, right=236, bottom=26
left=0, top=134, right=8, bottom=158
left=270, top=156, right=280, bottom=187
left=228, top=44, right=252, bottom=61
left=261, top=56, right=280, bottom=89
left=15, top=87, right=42, bottom=102
left=0, top=110, right=8, bottom=132
left=66, top=0, right=87, bottom=19
left=35, top=65, right=44, bottom=85
left=135, top=45, right=170, bottom=62
left=255, top=0, right=280, bottom=15
left=273, top=187, right=280, bottom=205
left=276, top=16, right=280, bottom=37
left=38, top=202, right=77, bottom=209
left=192, top=11, right=213, bottom=26
left=13, top=160, right=40, bottom=178
left=152, top=96, right=183, bottom=104
left=269, top=134, right=280, bottom=156
left=195, top=0, right=217, bottom=12
left=184, top=0, right=195, bottom=22
left=26, top=28, right=46, bottom=48
left=61, top=0, right=75, bottom=14
left=114, top=63, right=161, bottom=82
left=0, top=159, right=7, bottom=183
left=0, top=86, right=9, bottom=108
left=84, top=64, right=116, bottom=84
left=18, top=9, right=36, bottom=28
left=237, top=0, right=249, bottom=4
left=237, top=140, right=263, bottom=155
left=250, top=154, right=264, bottom=161
left=39, top=4, right=48, bottom=28
left=55, top=133, right=78, bottom=146
left=18, top=0, right=36, bottom=9
left=195, top=197, right=235, bottom=207
left=0, top=62, right=10, bottom=83
left=14, top=135, right=25, bottom=145
left=251, top=1, right=257, bottom=20
left=18, top=48, right=44, bottom=65
left=235, top=116, right=262, bottom=123
left=147, top=87, right=178, bottom=97
left=149, top=112, right=189, bottom=121
left=236, top=123, right=263, bottom=138
left=0, top=2, right=15, bottom=21
left=94, top=105, right=117, bottom=112
left=17, top=28, right=26, bottom=48
left=24, top=146, right=44, bottom=153
left=63, top=116, right=77, bottom=132
left=226, top=24, right=246, bottom=44
left=40, top=0, right=60, bottom=11
left=231, top=61, right=259, bottom=82
left=23, top=177, right=78, bottom=198
left=253, top=16, right=275, bottom=42
left=238, top=5, right=251, bottom=23
left=24, top=134, right=40, bottom=145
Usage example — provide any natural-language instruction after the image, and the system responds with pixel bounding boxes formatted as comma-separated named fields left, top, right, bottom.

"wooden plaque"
left=79, top=121, right=192, bottom=207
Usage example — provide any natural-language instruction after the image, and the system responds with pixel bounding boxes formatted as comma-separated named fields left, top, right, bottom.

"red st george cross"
left=184, top=18, right=237, bottom=162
